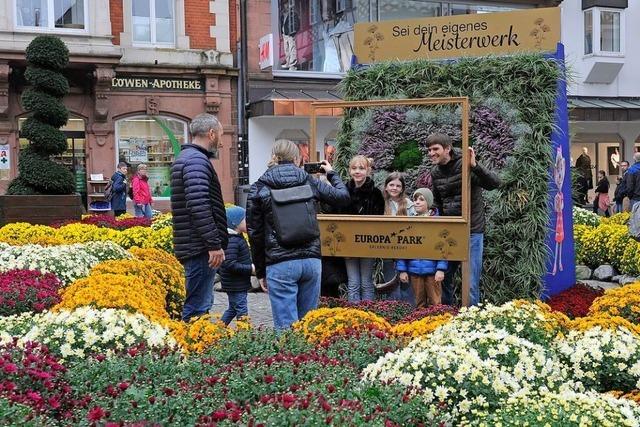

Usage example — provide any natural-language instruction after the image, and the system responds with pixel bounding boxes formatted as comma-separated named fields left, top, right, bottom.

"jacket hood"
left=629, top=162, right=640, bottom=175
left=258, top=163, right=309, bottom=189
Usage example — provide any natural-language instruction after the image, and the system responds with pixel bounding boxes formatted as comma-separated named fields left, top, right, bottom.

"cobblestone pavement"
left=210, top=290, right=273, bottom=328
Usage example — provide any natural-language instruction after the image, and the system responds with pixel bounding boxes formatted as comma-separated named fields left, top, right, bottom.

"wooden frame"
left=309, top=97, right=473, bottom=306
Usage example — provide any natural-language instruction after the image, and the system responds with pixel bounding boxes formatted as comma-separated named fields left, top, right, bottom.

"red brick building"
left=0, top=0, right=238, bottom=211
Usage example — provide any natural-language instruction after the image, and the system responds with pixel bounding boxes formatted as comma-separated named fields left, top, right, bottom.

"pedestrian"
left=427, top=133, right=501, bottom=306
left=382, top=172, right=415, bottom=304
left=594, top=170, right=611, bottom=217
left=110, top=162, right=128, bottom=217
left=396, top=188, right=447, bottom=308
left=614, top=160, right=629, bottom=213
left=132, top=163, right=153, bottom=218
left=247, top=139, right=350, bottom=330
left=170, top=113, right=228, bottom=321
left=624, top=153, right=640, bottom=211
left=219, top=206, right=253, bottom=325
left=342, top=155, right=385, bottom=302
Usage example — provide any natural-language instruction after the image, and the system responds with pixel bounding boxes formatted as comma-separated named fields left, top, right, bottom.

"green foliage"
left=391, top=140, right=422, bottom=171
left=23, top=66, right=69, bottom=97
left=338, top=54, right=560, bottom=304
left=21, top=88, right=69, bottom=129
left=9, top=36, right=73, bottom=195
left=19, top=117, right=67, bottom=155
left=17, top=149, right=75, bottom=194
left=24, top=35, right=69, bottom=70
left=0, top=398, right=48, bottom=426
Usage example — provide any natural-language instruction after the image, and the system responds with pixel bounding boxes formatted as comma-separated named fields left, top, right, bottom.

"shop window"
left=116, top=116, right=186, bottom=198
left=324, top=130, right=337, bottom=164
left=583, top=7, right=624, bottom=55
left=132, top=0, right=175, bottom=45
left=16, top=0, right=86, bottom=30
left=449, top=3, right=513, bottom=16
left=276, top=129, right=309, bottom=166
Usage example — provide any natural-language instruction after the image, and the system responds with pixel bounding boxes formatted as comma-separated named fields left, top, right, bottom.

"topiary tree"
left=8, top=35, right=74, bottom=195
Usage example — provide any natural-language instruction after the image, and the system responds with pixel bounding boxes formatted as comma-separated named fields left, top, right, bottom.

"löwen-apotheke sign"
left=354, top=7, right=560, bottom=63
left=111, top=76, right=204, bottom=91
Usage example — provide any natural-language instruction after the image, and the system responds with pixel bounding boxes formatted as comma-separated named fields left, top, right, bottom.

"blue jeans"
left=443, top=233, right=484, bottom=306
left=345, top=257, right=375, bottom=302
left=135, top=203, right=153, bottom=218
left=616, top=202, right=623, bottom=213
left=266, top=258, right=321, bottom=331
left=221, top=291, right=248, bottom=325
left=181, top=252, right=216, bottom=321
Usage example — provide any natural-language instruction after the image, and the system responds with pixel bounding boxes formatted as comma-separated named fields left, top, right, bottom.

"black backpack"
left=270, top=184, right=319, bottom=247
left=128, top=185, right=134, bottom=200
left=103, top=180, right=114, bottom=202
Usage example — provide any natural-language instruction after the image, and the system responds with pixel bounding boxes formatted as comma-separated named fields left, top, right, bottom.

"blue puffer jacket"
left=220, top=231, right=253, bottom=292
left=396, top=209, right=448, bottom=275
left=170, top=144, right=228, bottom=261
left=110, top=171, right=127, bottom=211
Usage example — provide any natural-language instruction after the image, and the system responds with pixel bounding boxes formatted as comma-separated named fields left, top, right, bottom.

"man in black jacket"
left=426, top=133, right=501, bottom=306
left=171, top=113, right=228, bottom=321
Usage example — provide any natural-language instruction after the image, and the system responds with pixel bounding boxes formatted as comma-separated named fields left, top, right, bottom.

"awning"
left=249, top=89, right=343, bottom=117
left=569, top=96, right=640, bottom=122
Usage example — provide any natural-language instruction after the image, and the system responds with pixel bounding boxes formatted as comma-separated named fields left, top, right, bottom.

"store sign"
left=111, top=76, right=204, bottom=91
left=259, top=34, right=273, bottom=69
left=354, top=7, right=560, bottom=63
left=127, top=139, right=149, bottom=163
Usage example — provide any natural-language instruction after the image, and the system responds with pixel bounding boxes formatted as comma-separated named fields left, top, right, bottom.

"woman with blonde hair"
left=247, top=139, right=350, bottom=330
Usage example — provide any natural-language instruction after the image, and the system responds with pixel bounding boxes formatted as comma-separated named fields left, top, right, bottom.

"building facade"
left=243, top=0, right=558, bottom=185
left=0, top=0, right=238, bottom=210
left=560, top=0, right=639, bottom=200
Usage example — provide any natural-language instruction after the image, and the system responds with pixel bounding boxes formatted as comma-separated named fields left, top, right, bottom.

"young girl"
left=382, top=172, right=415, bottom=304
left=343, top=156, right=385, bottom=302
left=396, top=188, right=448, bottom=307
left=383, top=172, right=416, bottom=216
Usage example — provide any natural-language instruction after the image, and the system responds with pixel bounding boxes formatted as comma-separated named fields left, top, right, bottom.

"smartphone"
left=303, top=162, right=325, bottom=174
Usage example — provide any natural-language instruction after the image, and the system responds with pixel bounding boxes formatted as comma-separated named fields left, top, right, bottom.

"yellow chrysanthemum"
left=293, top=307, right=391, bottom=342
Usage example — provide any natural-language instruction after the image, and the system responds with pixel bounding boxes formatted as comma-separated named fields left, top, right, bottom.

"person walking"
left=171, top=113, right=228, bottom=321
left=110, top=162, right=128, bottom=217
left=342, top=155, right=384, bottom=302
left=427, top=133, right=501, bottom=306
left=132, top=164, right=153, bottom=218
left=219, top=206, right=253, bottom=325
left=624, top=153, right=640, bottom=211
left=247, top=139, right=350, bottom=330
left=594, top=170, right=611, bottom=217
left=614, top=160, right=629, bottom=213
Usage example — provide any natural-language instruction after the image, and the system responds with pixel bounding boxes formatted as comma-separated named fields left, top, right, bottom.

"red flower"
left=263, top=375, right=274, bottom=384
left=3, top=363, right=18, bottom=374
left=87, top=406, right=106, bottom=422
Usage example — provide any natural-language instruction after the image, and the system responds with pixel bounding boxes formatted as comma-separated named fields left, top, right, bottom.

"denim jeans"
left=442, top=232, right=484, bottom=306
left=266, top=258, right=321, bottom=331
left=181, top=252, right=216, bottom=321
left=221, top=291, right=248, bottom=325
left=345, top=257, right=375, bottom=302
left=134, top=203, right=153, bottom=218
left=616, top=202, right=623, bottom=214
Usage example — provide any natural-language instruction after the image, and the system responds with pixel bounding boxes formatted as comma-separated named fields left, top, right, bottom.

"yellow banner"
left=354, top=7, right=560, bottom=63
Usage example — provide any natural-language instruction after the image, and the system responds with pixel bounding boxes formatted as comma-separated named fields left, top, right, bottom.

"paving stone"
left=211, top=290, right=273, bottom=328
left=619, top=275, right=639, bottom=286
left=575, top=265, right=592, bottom=280
left=578, top=279, right=621, bottom=291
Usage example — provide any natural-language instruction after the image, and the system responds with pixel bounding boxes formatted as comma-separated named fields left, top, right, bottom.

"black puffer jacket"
left=247, top=163, right=350, bottom=279
left=219, top=233, right=253, bottom=292
left=341, top=177, right=385, bottom=215
left=170, top=144, right=228, bottom=261
left=430, top=149, right=501, bottom=233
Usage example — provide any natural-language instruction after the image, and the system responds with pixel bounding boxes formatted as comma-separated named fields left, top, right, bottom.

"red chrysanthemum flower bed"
left=546, top=283, right=604, bottom=318
left=52, top=214, right=151, bottom=230
left=318, top=297, right=414, bottom=324
left=0, top=270, right=62, bottom=316
left=0, top=339, right=74, bottom=419
left=398, top=304, right=459, bottom=324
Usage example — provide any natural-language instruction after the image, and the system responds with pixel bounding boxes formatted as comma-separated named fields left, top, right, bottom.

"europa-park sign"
left=353, top=7, right=560, bottom=62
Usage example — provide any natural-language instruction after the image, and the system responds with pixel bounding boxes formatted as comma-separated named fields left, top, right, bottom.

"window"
left=584, top=10, right=593, bottom=54
left=583, top=7, right=623, bottom=55
left=132, top=0, right=175, bottom=45
left=116, top=116, right=186, bottom=198
left=16, top=0, right=86, bottom=30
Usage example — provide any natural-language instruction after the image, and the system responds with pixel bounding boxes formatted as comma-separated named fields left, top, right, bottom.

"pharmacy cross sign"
left=0, top=158, right=6, bottom=164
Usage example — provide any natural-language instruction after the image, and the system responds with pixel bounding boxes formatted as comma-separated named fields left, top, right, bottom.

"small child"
left=220, top=206, right=254, bottom=325
left=396, top=188, right=448, bottom=308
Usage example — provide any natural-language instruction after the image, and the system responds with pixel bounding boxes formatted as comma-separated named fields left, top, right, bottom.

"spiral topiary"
left=8, top=36, right=74, bottom=195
